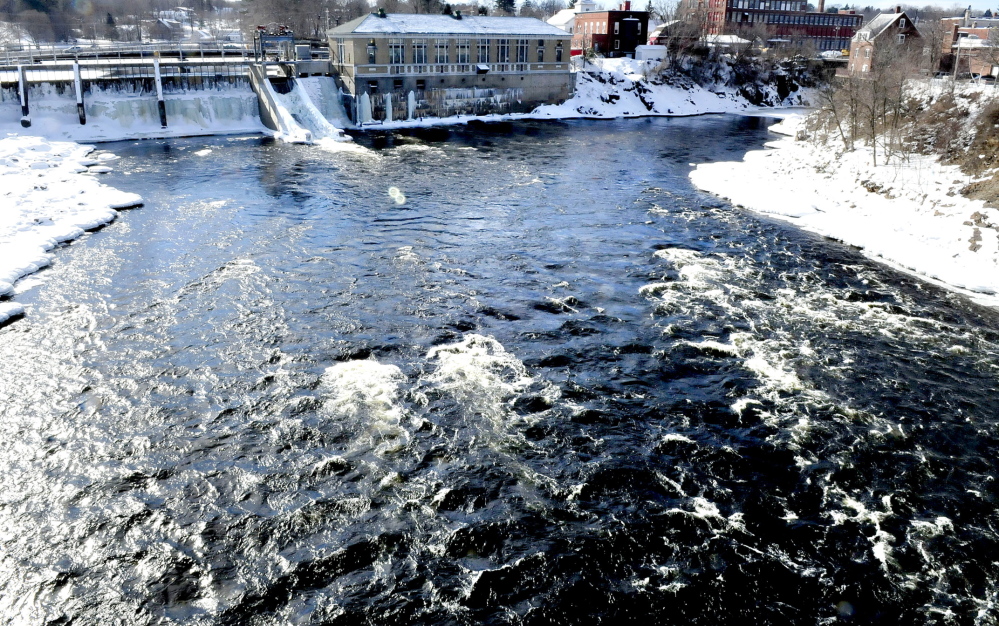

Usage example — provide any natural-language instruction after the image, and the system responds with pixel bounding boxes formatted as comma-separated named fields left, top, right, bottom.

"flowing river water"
left=2, top=116, right=999, bottom=625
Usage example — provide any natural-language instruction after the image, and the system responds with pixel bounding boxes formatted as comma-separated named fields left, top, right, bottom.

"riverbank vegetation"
left=809, top=63, right=999, bottom=206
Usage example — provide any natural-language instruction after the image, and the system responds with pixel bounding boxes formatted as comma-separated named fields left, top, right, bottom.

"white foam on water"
left=321, top=359, right=410, bottom=456
left=395, top=245, right=420, bottom=263
left=426, top=334, right=554, bottom=430
left=829, top=495, right=897, bottom=571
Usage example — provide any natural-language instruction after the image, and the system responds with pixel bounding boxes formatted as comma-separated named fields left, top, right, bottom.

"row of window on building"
left=573, top=21, right=643, bottom=36
left=816, top=38, right=851, bottom=49
left=727, top=11, right=860, bottom=25
left=727, top=0, right=806, bottom=10
left=335, top=38, right=563, bottom=66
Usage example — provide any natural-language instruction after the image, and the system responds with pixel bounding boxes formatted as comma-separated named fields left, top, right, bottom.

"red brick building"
left=940, top=11, right=999, bottom=76
left=570, top=2, right=650, bottom=57
left=845, top=8, right=921, bottom=76
left=683, top=0, right=862, bottom=52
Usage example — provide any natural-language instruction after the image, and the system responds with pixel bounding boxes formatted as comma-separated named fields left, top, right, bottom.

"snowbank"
left=690, top=115, right=999, bottom=305
left=534, top=57, right=811, bottom=119
left=0, top=134, right=142, bottom=323
left=355, top=57, right=811, bottom=130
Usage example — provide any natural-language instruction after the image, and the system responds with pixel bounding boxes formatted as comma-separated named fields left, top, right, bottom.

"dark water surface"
left=2, top=116, right=999, bottom=625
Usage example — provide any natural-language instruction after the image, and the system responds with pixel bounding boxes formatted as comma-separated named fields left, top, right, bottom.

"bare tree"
left=649, top=0, right=709, bottom=72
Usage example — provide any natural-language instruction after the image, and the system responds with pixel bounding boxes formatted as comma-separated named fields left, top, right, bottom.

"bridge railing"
left=0, top=41, right=257, bottom=65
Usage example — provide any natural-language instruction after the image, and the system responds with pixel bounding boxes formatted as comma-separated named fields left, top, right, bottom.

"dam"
left=0, top=46, right=352, bottom=143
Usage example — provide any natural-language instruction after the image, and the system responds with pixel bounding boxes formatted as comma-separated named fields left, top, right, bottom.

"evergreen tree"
left=495, top=0, right=515, bottom=14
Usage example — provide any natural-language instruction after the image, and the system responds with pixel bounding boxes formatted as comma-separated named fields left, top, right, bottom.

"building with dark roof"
left=845, top=8, right=921, bottom=76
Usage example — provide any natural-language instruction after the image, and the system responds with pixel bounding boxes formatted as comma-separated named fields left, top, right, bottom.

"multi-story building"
left=845, top=9, right=921, bottom=76
left=570, top=2, right=650, bottom=57
left=328, top=12, right=573, bottom=122
left=940, top=9, right=999, bottom=76
left=684, top=0, right=862, bottom=52
left=546, top=0, right=598, bottom=39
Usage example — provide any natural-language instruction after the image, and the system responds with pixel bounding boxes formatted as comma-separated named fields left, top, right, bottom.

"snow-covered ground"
left=690, top=115, right=999, bottom=307
left=355, top=57, right=811, bottom=130
left=0, top=134, right=141, bottom=323
left=536, top=57, right=809, bottom=119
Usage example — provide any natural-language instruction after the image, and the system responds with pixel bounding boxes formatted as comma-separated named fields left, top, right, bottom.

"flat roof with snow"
left=329, top=14, right=571, bottom=37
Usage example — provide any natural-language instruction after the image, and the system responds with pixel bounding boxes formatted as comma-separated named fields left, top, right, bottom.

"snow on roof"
left=547, top=8, right=577, bottom=28
left=956, top=37, right=995, bottom=48
left=703, top=34, right=750, bottom=45
left=329, top=14, right=571, bottom=37
left=855, top=12, right=914, bottom=41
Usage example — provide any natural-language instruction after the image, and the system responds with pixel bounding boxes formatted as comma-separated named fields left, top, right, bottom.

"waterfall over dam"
left=0, top=60, right=351, bottom=144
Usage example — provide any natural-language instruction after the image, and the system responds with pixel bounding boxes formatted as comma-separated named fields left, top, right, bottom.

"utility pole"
left=953, top=40, right=961, bottom=79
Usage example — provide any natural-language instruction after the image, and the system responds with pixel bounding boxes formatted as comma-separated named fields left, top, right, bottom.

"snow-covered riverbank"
left=0, top=134, right=141, bottom=323
left=690, top=115, right=999, bottom=306
left=362, top=57, right=812, bottom=131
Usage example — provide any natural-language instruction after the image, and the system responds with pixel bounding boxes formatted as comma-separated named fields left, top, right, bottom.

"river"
left=1, top=116, right=998, bottom=625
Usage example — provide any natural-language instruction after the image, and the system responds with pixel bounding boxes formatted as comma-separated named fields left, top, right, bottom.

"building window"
left=389, top=38, right=404, bottom=64
left=367, top=41, right=376, bottom=64
left=497, top=38, right=510, bottom=62
left=861, top=64, right=868, bottom=72
left=614, top=21, right=620, bottom=34
left=413, top=39, right=427, bottom=64
left=435, top=39, right=448, bottom=64
left=336, top=38, right=345, bottom=63
left=637, top=22, right=641, bottom=34
left=456, top=38, right=470, bottom=63
left=865, top=47, right=871, bottom=58
left=477, top=39, right=490, bottom=62
left=897, top=34, right=906, bottom=43
left=556, top=41, right=563, bottom=62
left=516, top=39, right=529, bottom=62
left=538, top=43, right=545, bottom=62
left=899, top=18, right=906, bottom=27
left=416, top=78, right=426, bottom=90
left=614, top=39, right=620, bottom=49
left=393, top=78, right=403, bottom=90
left=368, top=80, right=378, bottom=93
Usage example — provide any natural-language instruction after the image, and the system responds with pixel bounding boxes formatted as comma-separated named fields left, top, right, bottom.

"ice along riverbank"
left=690, top=114, right=999, bottom=307
left=0, top=134, right=142, bottom=324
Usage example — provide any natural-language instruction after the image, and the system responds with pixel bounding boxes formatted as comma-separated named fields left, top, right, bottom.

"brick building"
left=845, top=8, right=921, bottom=76
left=570, top=2, right=650, bottom=57
left=940, top=10, right=999, bottom=76
left=683, top=0, right=862, bottom=51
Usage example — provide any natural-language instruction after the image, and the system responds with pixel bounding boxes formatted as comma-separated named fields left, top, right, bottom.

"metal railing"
left=0, top=58, right=254, bottom=92
left=0, top=41, right=255, bottom=65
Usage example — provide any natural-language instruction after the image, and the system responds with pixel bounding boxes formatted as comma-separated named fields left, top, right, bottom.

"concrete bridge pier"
left=73, top=62, right=86, bottom=125
left=153, top=57, right=167, bottom=128
left=17, top=65, right=29, bottom=128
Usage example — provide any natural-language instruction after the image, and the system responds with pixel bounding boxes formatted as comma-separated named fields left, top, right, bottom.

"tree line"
left=0, top=0, right=571, bottom=45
